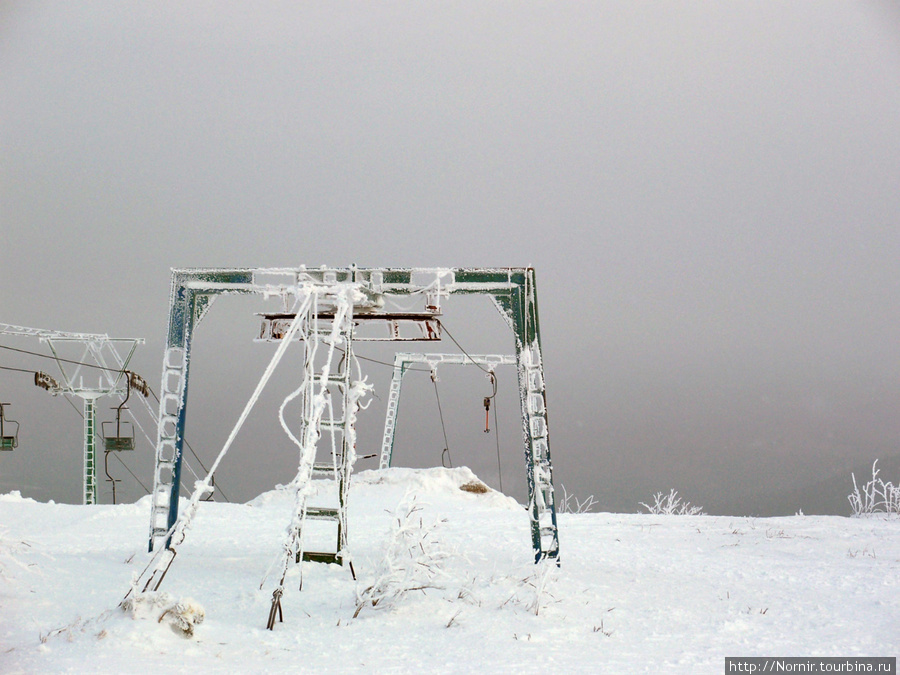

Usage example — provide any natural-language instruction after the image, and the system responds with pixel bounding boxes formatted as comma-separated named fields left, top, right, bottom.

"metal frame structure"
left=379, top=351, right=518, bottom=470
left=42, top=337, right=142, bottom=504
left=149, top=267, right=558, bottom=563
left=0, top=324, right=143, bottom=504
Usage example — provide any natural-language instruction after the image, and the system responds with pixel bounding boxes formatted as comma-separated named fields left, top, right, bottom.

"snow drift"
left=2, top=467, right=898, bottom=673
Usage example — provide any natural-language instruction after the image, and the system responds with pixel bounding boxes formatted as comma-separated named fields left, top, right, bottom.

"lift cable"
left=436, top=322, right=493, bottom=376
left=2, top=354, right=219, bottom=501
left=62, top=392, right=85, bottom=419
left=0, top=364, right=39, bottom=375
left=436, top=321, right=505, bottom=491
left=431, top=369, right=452, bottom=468
left=493, top=389, right=503, bottom=493
left=437, top=319, right=501, bottom=424
left=331, top=346, right=431, bottom=373
left=110, top=451, right=152, bottom=494
left=0, top=342, right=125, bottom=373
left=146, top=386, right=230, bottom=503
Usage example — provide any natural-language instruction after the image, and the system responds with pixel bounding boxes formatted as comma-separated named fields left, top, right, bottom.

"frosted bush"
left=640, top=489, right=705, bottom=516
left=849, top=460, right=900, bottom=517
left=353, top=494, right=453, bottom=618
left=517, top=557, right=558, bottom=616
left=559, top=485, right=597, bottom=514
left=158, top=598, right=205, bottom=637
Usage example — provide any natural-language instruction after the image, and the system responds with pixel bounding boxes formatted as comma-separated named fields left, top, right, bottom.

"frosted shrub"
left=640, top=489, right=705, bottom=516
left=521, top=557, right=558, bottom=616
left=158, top=598, right=205, bottom=637
left=560, top=485, right=597, bottom=514
left=849, top=460, right=900, bottom=517
left=354, top=494, right=453, bottom=618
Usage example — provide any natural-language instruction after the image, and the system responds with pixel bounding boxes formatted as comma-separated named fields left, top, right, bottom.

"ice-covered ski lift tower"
left=0, top=323, right=143, bottom=505
left=149, top=267, right=558, bottom=564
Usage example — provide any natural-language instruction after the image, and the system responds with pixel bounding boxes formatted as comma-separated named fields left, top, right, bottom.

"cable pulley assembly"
left=34, top=371, right=61, bottom=393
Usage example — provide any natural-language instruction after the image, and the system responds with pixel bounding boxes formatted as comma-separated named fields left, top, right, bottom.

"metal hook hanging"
left=483, top=371, right=497, bottom=433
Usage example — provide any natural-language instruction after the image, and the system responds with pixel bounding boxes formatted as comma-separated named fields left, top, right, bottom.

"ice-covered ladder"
left=149, top=346, right=187, bottom=551
left=521, top=341, right=558, bottom=561
left=267, top=293, right=365, bottom=629
left=298, top=310, right=356, bottom=568
left=83, top=397, right=98, bottom=505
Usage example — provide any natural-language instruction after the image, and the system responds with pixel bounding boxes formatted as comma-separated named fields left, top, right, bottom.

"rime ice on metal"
left=0, top=323, right=143, bottom=505
left=142, top=267, right=558, bottom=625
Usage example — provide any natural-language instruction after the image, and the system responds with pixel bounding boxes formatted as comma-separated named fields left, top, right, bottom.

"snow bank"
left=2, top=467, right=898, bottom=673
left=0, top=490, right=36, bottom=503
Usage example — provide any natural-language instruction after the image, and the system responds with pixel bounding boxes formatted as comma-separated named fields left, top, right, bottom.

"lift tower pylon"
left=0, top=324, right=144, bottom=504
left=41, top=335, right=143, bottom=505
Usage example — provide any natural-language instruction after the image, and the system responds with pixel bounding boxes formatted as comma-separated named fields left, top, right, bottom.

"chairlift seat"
left=102, top=420, right=135, bottom=452
left=104, top=436, right=134, bottom=452
left=0, top=410, right=18, bottom=451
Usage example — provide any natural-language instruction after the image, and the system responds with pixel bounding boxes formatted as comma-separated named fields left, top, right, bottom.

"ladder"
left=298, top=308, right=355, bottom=568
left=522, top=342, right=559, bottom=561
left=83, top=397, right=98, bottom=505
left=267, top=290, right=364, bottom=629
left=149, top=346, right=187, bottom=552
left=378, top=361, right=406, bottom=469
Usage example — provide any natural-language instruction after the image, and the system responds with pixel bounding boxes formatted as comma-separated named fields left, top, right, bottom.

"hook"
left=483, top=371, right=497, bottom=433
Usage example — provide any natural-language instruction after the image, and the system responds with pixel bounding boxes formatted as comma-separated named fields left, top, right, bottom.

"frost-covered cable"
left=110, top=453, right=151, bottom=494
left=192, top=291, right=312, bottom=498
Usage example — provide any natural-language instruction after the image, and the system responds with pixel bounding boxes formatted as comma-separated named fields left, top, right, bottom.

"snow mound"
left=247, top=467, right=521, bottom=511
left=122, top=591, right=206, bottom=638
left=3, top=469, right=900, bottom=671
left=0, top=490, right=37, bottom=503
left=354, top=466, right=522, bottom=510
left=245, top=482, right=299, bottom=508
left=354, top=465, right=483, bottom=490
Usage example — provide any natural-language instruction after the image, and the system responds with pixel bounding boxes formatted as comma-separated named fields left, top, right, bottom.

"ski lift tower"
left=43, top=336, right=143, bottom=505
left=0, top=324, right=143, bottom=505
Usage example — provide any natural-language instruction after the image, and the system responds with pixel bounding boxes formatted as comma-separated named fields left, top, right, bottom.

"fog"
left=2, top=2, right=899, bottom=515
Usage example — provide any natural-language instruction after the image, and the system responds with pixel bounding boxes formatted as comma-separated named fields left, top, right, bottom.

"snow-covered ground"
left=2, top=467, right=898, bottom=673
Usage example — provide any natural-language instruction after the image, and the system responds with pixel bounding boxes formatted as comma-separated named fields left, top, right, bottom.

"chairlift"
left=0, top=403, right=19, bottom=451
left=102, top=375, right=135, bottom=453
left=102, top=372, right=152, bottom=504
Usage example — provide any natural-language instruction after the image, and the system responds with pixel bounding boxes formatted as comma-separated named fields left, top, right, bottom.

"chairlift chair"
left=102, top=417, right=135, bottom=452
left=0, top=403, right=19, bottom=451
left=102, top=376, right=135, bottom=452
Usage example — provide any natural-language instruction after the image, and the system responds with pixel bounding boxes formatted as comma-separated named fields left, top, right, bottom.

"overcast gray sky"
left=2, top=1, right=900, bottom=515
